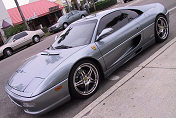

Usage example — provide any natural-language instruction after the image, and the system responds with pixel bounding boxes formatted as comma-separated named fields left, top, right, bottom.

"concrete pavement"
left=74, top=37, right=176, bottom=118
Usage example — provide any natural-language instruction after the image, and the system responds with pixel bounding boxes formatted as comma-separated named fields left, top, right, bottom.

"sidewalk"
left=74, top=37, right=176, bottom=118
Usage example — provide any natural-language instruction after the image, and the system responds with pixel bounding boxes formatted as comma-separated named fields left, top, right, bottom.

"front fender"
left=32, top=44, right=106, bottom=96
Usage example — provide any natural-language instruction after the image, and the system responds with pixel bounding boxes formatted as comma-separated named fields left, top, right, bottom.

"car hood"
left=8, top=46, right=85, bottom=92
left=50, top=23, right=59, bottom=28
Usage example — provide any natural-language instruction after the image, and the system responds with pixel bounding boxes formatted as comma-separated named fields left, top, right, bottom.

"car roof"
left=73, top=3, right=158, bottom=24
left=74, top=9, right=113, bottom=24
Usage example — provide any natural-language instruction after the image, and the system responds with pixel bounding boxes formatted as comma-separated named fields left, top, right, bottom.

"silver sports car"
left=5, top=3, right=169, bottom=114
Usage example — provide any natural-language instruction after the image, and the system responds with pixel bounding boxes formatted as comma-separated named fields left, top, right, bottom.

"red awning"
left=7, top=0, right=64, bottom=25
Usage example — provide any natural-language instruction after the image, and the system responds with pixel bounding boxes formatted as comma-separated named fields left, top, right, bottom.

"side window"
left=97, top=11, right=129, bottom=35
left=121, top=10, right=140, bottom=22
left=14, top=32, right=28, bottom=40
left=67, top=12, right=73, bottom=18
left=21, top=32, right=28, bottom=37
left=72, top=10, right=79, bottom=15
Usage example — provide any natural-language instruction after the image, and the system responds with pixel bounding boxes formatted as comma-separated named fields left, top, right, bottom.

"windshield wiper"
left=58, top=27, right=72, bottom=44
left=49, top=45, right=55, bottom=50
left=55, top=45, right=72, bottom=49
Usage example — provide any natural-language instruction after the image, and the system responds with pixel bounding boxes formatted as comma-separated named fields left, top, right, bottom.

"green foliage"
left=43, top=32, right=51, bottom=38
left=4, top=24, right=27, bottom=39
left=89, top=0, right=117, bottom=12
left=41, top=27, right=48, bottom=33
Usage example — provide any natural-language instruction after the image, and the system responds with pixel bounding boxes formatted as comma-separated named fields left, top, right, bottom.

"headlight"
left=56, top=24, right=60, bottom=28
left=22, top=102, right=35, bottom=107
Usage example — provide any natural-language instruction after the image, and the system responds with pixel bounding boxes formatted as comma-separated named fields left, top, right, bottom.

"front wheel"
left=155, top=15, right=169, bottom=43
left=4, top=48, right=13, bottom=57
left=69, top=60, right=101, bottom=99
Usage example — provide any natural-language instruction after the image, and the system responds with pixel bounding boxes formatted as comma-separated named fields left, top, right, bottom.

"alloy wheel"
left=73, top=63, right=99, bottom=96
left=156, top=17, right=169, bottom=40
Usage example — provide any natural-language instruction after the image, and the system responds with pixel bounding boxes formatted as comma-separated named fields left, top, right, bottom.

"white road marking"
left=125, top=0, right=176, bottom=13
left=24, top=56, right=33, bottom=61
left=168, top=6, right=176, bottom=12
left=109, top=75, right=120, bottom=81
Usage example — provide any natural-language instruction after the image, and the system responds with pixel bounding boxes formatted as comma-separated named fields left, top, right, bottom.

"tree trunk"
left=91, top=0, right=96, bottom=11
left=120, top=0, right=124, bottom=3
left=65, top=0, right=71, bottom=12
left=14, top=0, right=30, bottom=30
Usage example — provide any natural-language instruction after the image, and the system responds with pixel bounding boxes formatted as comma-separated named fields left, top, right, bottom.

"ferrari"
left=5, top=3, right=169, bottom=114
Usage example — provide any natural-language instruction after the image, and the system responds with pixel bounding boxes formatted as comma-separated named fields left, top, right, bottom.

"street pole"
left=14, top=0, right=30, bottom=30
left=91, top=0, right=96, bottom=11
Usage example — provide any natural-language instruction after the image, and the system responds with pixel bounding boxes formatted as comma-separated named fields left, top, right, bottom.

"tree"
left=65, top=0, right=71, bottom=12
left=91, top=0, right=96, bottom=11
left=14, top=0, right=30, bottom=30
left=120, top=0, right=124, bottom=3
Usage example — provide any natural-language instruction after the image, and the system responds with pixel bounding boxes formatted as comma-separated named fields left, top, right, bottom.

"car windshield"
left=51, top=20, right=97, bottom=49
left=7, top=36, right=14, bottom=43
left=58, top=15, right=67, bottom=22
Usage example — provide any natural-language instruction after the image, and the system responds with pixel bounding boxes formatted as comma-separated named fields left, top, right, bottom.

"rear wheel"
left=155, top=15, right=169, bottom=43
left=69, top=60, right=101, bottom=99
left=63, top=23, right=68, bottom=29
left=81, top=15, right=85, bottom=18
left=33, top=36, right=40, bottom=44
left=4, top=48, right=13, bottom=57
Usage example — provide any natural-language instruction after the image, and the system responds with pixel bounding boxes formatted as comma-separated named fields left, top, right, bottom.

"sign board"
left=49, top=6, right=60, bottom=13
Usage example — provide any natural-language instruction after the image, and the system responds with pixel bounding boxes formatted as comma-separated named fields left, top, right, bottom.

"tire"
left=4, top=48, right=13, bottom=57
left=63, top=23, right=68, bottom=29
left=33, top=35, right=40, bottom=44
left=68, top=60, right=101, bottom=99
left=155, top=15, right=169, bottom=43
left=81, top=15, right=85, bottom=18
left=124, top=0, right=127, bottom=3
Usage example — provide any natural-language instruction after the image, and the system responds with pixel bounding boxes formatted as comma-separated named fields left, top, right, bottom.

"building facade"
left=0, top=0, right=12, bottom=45
left=8, top=0, right=64, bottom=30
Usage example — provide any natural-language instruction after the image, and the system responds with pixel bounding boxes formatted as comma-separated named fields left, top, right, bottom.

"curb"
left=74, top=37, right=176, bottom=118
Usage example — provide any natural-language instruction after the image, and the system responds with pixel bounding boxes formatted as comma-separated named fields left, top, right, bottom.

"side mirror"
left=13, top=39, right=16, bottom=42
left=97, top=28, right=113, bottom=41
left=55, top=36, right=58, bottom=41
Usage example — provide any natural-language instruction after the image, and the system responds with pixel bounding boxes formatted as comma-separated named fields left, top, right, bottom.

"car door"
left=65, top=12, right=73, bottom=24
left=71, top=10, right=81, bottom=20
left=12, top=32, right=28, bottom=49
left=95, top=10, right=141, bottom=70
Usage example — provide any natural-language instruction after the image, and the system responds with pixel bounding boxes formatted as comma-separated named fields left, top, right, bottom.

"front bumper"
left=5, top=79, right=70, bottom=115
left=0, top=51, right=3, bottom=57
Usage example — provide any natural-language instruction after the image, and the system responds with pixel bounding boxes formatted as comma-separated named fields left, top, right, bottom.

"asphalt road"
left=1, top=0, right=176, bottom=117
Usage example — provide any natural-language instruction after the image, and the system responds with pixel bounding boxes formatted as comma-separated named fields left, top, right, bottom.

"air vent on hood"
left=41, top=51, right=60, bottom=56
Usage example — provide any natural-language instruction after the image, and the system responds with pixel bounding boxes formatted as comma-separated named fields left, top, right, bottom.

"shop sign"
left=49, top=6, right=60, bottom=13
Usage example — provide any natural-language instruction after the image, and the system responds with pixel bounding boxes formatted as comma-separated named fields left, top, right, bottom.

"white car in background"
left=0, top=29, right=44, bottom=58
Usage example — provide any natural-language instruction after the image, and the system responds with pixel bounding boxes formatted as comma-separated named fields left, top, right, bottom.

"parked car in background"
left=0, top=30, right=44, bottom=57
left=48, top=10, right=88, bottom=33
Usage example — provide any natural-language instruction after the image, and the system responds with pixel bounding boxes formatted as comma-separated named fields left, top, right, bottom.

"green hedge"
left=4, top=24, right=27, bottom=39
left=41, top=27, right=48, bottom=33
left=89, top=0, right=117, bottom=12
